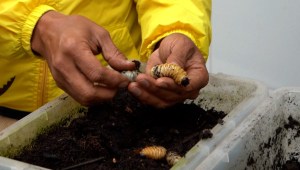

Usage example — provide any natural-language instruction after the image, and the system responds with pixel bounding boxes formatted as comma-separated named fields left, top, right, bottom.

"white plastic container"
left=0, top=73, right=268, bottom=170
left=197, top=87, right=300, bottom=170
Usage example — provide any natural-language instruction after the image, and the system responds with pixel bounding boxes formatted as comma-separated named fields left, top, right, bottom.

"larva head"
left=180, top=77, right=190, bottom=87
left=150, top=65, right=160, bottom=78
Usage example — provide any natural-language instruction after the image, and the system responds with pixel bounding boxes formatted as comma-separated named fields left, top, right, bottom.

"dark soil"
left=13, top=89, right=226, bottom=170
left=283, top=159, right=300, bottom=170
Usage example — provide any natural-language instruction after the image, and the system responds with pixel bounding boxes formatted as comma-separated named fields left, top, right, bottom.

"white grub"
left=139, top=146, right=167, bottom=160
left=121, top=70, right=139, bottom=82
left=150, top=63, right=189, bottom=86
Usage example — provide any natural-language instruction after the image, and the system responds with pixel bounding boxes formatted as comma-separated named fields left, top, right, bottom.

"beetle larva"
left=150, top=63, right=189, bottom=86
left=139, top=146, right=167, bottom=160
left=121, top=70, right=139, bottom=82
left=120, top=60, right=143, bottom=82
left=166, top=151, right=182, bottom=166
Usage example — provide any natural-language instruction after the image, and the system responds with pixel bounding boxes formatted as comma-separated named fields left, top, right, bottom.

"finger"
left=154, top=76, right=200, bottom=100
left=145, top=49, right=164, bottom=75
left=52, top=62, right=117, bottom=106
left=128, top=82, right=178, bottom=108
left=185, top=52, right=209, bottom=90
left=137, top=70, right=202, bottom=100
left=71, top=45, right=130, bottom=88
left=95, top=28, right=135, bottom=71
left=131, top=74, right=187, bottom=103
left=128, top=74, right=199, bottom=108
left=187, top=63, right=209, bottom=90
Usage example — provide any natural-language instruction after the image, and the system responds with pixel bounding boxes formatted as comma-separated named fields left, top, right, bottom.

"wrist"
left=31, top=11, right=64, bottom=56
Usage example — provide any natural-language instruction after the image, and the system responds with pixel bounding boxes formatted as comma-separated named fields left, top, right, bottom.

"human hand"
left=128, top=33, right=209, bottom=108
left=31, top=11, right=135, bottom=106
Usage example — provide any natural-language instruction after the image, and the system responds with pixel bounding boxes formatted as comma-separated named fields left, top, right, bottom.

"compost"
left=13, top=89, right=226, bottom=170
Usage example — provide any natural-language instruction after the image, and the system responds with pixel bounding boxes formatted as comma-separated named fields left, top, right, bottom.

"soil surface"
left=14, top=89, right=226, bottom=170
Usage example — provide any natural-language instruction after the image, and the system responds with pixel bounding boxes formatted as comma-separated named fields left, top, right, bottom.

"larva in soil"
left=166, top=151, right=182, bottom=166
left=151, top=63, right=189, bottom=86
left=139, top=146, right=167, bottom=160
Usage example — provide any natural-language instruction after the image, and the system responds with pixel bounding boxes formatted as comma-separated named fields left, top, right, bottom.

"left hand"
left=128, top=33, right=209, bottom=108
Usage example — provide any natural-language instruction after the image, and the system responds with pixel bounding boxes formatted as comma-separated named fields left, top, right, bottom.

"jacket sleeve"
left=0, top=1, right=59, bottom=59
left=134, top=0, right=212, bottom=62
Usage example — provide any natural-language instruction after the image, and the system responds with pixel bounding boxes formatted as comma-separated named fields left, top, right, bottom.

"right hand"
left=128, top=33, right=208, bottom=108
left=31, top=11, right=135, bottom=106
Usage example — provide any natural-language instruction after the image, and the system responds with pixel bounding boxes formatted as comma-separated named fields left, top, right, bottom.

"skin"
left=31, top=11, right=209, bottom=108
left=128, top=33, right=209, bottom=108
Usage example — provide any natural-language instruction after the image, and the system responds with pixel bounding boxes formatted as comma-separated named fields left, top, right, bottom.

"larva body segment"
left=166, top=151, right=182, bottom=166
left=139, top=146, right=167, bottom=160
left=151, top=63, right=189, bottom=86
left=121, top=70, right=139, bottom=82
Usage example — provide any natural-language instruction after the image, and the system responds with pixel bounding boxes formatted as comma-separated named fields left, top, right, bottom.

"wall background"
left=207, top=0, right=300, bottom=89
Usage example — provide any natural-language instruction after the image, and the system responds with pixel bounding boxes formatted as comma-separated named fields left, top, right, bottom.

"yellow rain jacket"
left=0, top=0, right=211, bottom=112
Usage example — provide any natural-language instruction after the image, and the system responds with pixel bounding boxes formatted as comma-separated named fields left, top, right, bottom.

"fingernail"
left=140, top=80, right=149, bottom=88
left=131, top=87, right=141, bottom=96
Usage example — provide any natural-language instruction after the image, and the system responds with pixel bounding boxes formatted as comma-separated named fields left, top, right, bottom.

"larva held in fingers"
left=151, top=63, right=189, bottom=86
left=120, top=60, right=143, bottom=82
left=139, top=146, right=167, bottom=160
left=121, top=70, right=139, bottom=82
left=166, top=151, right=182, bottom=166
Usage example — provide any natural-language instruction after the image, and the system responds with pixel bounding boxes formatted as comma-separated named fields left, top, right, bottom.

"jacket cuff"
left=21, top=5, right=56, bottom=57
left=143, top=29, right=208, bottom=62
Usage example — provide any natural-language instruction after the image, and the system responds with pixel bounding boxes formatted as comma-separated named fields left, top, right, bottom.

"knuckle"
left=60, top=36, right=77, bottom=51
left=69, top=15, right=88, bottom=24
left=86, top=68, right=104, bottom=82
left=51, top=57, right=65, bottom=70
left=107, top=49, right=122, bottom=62
left=78, top=91, right=95, bottom=106
left=97, top=28, right=110, bottom=39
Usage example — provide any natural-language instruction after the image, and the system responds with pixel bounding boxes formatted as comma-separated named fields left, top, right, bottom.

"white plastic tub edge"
left=171, top=73, right=268, bottom=170
left=0, top=73, right=268, bottom=170
left=0, top=156, right=49, bottom=170
left=196, top=87, right=300, bottom=170
left=0, top=94, right=86, bottom=157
